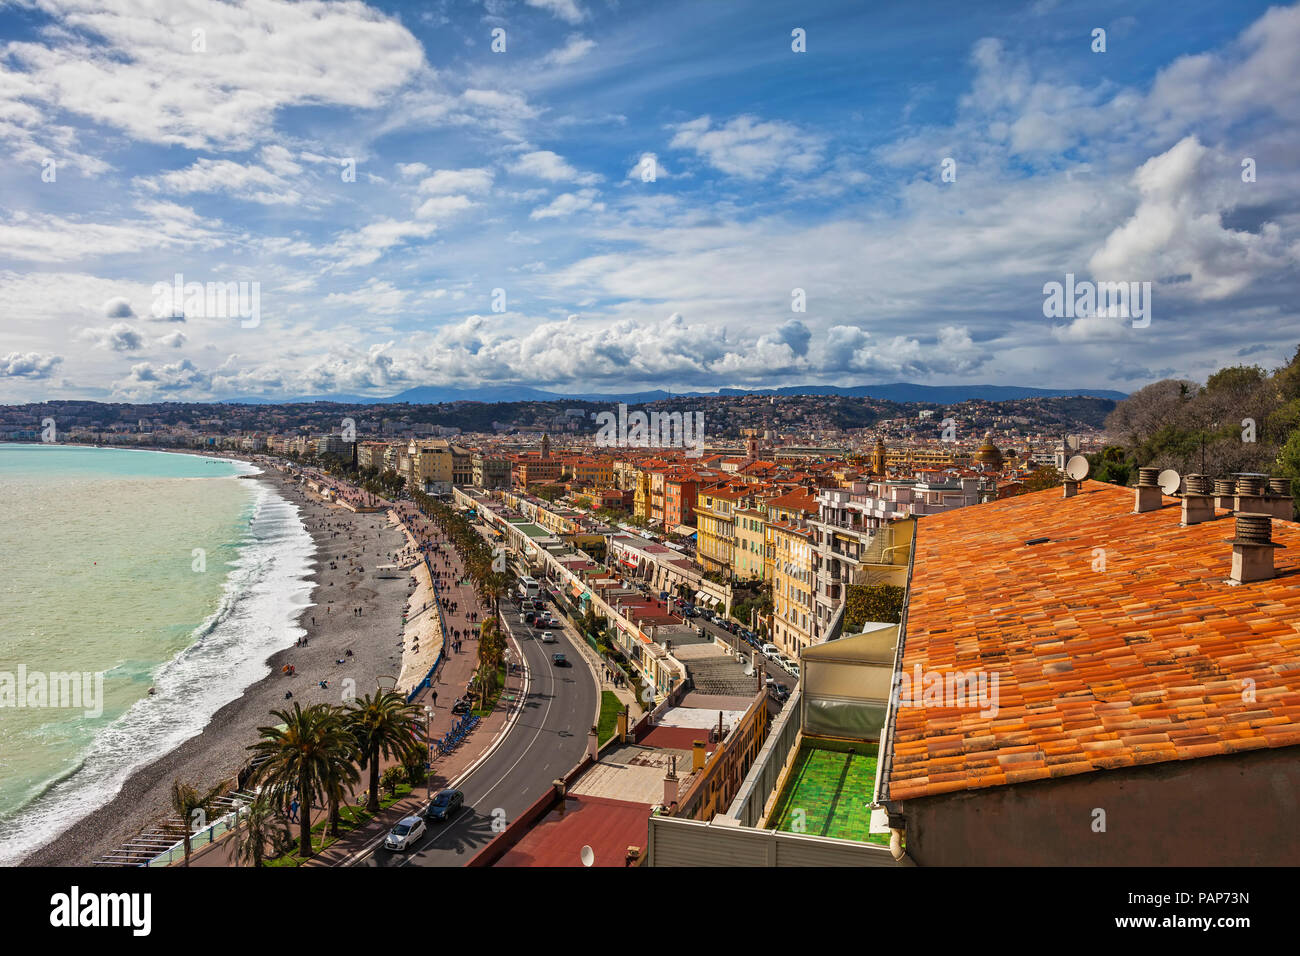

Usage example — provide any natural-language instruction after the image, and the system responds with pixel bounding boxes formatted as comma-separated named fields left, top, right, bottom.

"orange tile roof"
left=766, top=489, right=818, bottom=513
left=885, top=480, right=1300, bottom=802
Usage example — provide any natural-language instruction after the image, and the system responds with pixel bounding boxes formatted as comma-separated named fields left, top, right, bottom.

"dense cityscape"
left=4, top=0, right=1297, bottom=938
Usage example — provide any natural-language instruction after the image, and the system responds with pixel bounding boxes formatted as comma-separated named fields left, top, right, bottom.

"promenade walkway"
left=189, top=486, right=523, bottom=868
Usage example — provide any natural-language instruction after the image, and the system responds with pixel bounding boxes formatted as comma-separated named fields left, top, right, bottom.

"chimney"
left=1181, top=474, right=1215, bottom=526
left=663, top=756, right=679, bottom=806
left=1268, top=476, right=1294, bottom=520
left=692, top=740, right=707, bottom=772
left=1235, top=474, right=1269, bottom=517
left=1134, top=467, right=1162, bottom=514
left=1214, top=477, right=1236, bottom=512
left=1063, top=478, right=1080, bottom=498
left=1227, top=513, right=1284, bottom=584
left=587, top=725, right=599, bottom=761
left=616, top=708, right=629, bottom=743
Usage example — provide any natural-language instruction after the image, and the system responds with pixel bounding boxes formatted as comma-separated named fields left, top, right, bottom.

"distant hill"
left=219, top=382, right=1126, bottom=405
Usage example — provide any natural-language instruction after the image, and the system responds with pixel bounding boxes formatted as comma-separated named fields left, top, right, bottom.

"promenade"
left=190, top=481, right=524, bottom=867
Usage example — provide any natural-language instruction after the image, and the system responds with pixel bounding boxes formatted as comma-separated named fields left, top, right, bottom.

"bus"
left=518, top=576, right=540, bottom=600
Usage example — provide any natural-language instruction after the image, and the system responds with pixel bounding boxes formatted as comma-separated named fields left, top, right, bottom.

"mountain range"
left=220, top=382, right=1128, bottom=406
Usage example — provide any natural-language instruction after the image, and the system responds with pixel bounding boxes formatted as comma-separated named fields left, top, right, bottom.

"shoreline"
left=19, top=463, right=421, bottom=867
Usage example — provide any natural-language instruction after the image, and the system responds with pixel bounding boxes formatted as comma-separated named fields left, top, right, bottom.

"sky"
left=1, top=0, right=1297, bottom=403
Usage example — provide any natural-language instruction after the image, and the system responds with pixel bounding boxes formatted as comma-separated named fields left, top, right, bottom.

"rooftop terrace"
left=769, top=738, right=888, bottom=846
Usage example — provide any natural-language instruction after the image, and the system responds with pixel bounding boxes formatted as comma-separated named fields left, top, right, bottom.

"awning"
left=671, top=524, right=697, bottom=537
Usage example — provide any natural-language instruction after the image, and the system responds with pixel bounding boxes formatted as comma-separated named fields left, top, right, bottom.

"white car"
left=540, top=631, right=557, bottom=644
left=761, top=644, right=781, bottom=660
left=384, top=815, right=426, bottom=852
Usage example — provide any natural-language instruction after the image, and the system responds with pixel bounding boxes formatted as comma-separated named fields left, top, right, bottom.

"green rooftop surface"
left=769, top=739, right=888, bottom=846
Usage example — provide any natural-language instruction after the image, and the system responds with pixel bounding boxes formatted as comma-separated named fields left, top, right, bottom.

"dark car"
left=552, top=653, right=567, bottom=666
left=524, top=611, right=537, bottom=625
left=771, top=683, right=790, bottom=702
left=424, top=788, right=464, bottom=822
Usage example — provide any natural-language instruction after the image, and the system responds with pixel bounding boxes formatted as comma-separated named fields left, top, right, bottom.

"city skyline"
left=2, top=0, right=1298, bottom=407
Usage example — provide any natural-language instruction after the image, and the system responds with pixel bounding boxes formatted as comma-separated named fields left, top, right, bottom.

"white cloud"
left=510, top=150, right=600, bottom=185
left=670, top=115, right=823, bottom=180
left=530, top=189, right=605, bottom=219
left=6, top=0, right=426, bottom=151
left=0, top=351, right=62, bottom=378
left=79, top=322, right=145, bottom=351
left=525, top=0, right=585, bottom=24
left=543, top=34, right=596, bottom=66
left=417, top=168, right=494, bottom=195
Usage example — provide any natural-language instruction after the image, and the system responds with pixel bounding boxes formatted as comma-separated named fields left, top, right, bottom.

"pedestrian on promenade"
left=432, top=690, right=438, bottom=707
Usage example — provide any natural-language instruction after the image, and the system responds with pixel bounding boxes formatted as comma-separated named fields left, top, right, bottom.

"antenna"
left=580, top=845, right=594, bottom=867
left=1064, top=455, right=1090, bottom=482
left=1158, top=469, right=1182, bottom=496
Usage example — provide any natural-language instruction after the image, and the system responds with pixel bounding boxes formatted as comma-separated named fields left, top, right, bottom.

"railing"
left=724, top=688, right=803, bottom=828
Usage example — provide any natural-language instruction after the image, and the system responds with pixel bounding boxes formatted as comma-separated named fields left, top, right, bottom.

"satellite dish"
left=1064, top=455, right=1090, bottom=482
left=580, top=845, right=594, bottom=867
left=1158, top=469, right=1182, bottom=495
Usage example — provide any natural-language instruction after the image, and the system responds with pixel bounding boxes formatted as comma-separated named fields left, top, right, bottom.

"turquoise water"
left=0, top=444, right=314, bottom=863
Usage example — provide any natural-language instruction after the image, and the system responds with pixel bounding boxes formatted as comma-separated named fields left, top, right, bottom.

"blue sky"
left=1, top=0, right=1297, bottom=402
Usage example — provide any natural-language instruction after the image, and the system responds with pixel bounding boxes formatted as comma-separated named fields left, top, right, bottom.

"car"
left=552, top=652, right=567, bottom=666
left=424, top=788, right=464, bottom=822
left=764, top=674, right=776, bottom=687
left=524, top=611, right=537, bottom=626
left=451, top=697, right=471, bottom=715
left=540, top=631, right=556, bottom=643
left=384, top=815, right=426, bottom=852
left=761, top=644, right=781, bottom=660
left=771, top=683, right=790, bottom=702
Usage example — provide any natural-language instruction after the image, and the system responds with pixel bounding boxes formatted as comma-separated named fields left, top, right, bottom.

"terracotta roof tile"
left=885, top=480, right=1300, bottom=802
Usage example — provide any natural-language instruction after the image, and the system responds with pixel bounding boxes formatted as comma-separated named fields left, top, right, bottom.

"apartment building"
left=732, top=504, right=767, bottom=583
left=694, top=484, right=750, bottom=578
left=471, top=452, right=511, bottom=490
left=769, top=520, right=815, bottom=657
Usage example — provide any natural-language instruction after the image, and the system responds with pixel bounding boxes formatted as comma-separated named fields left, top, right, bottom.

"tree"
left=347, top=691, right=422, bottom=815
left=248, top=703, right=356, bottom=859
left=169, top=778, right=226, bottom=867
left=476, top=618, right=507, bottom=708
left=381, top=765, right=406, bottom=798
left=231, top=794, right=291, bottom=868
left=403, top=742, right=430, bottom=788
left=320, top=730, right=361, bottom=838
left=1276, top=429, right=1300, bottom=520
left=1019, top=466, right=1064, bottom=493
left=844, top=583, right=905, bottom=631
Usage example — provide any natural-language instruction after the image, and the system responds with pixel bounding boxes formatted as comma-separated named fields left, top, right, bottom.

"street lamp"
left=424, top=705, right=433, bottom=803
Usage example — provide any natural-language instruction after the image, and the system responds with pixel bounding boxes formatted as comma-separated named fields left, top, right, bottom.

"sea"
left=0, top=444, right=314, bottom=864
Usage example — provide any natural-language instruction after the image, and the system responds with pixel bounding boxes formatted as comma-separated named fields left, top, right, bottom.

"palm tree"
left=320, top=729, right=361, bottom=838
left=347, top=691, right=422, bottom=815
left=476, top=618, right=507, bottom=708
left=169, top=777, right=226, bottom=867
left=247, top=703, right=356, bottom=859
left=231, top=794, right=291, bottom=868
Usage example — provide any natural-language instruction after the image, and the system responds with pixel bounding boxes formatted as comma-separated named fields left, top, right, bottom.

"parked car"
left=384, top=815, right=426, bottom=852
left=540, top=631, right=556, bottom=644
left=761, top=644, right=781, bottom=660
left=424, top=788, right=464, bottom=822
left=552, top=652, right=567, bottom=666
left=771, top=683, right=790, bottom=702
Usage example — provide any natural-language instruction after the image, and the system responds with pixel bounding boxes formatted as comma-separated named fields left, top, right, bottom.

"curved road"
left=359, top=595, right=597, bottom=867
